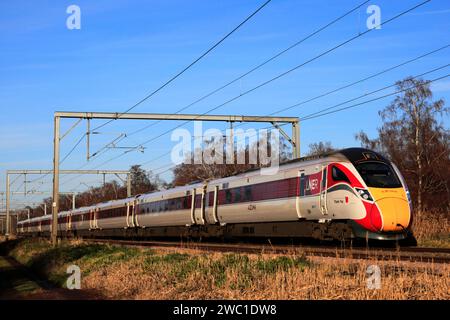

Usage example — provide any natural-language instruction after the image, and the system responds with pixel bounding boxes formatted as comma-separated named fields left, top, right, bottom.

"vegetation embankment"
left=1, top=238, right=448, bottom=299
left=412, top=211, right=450, bottom=248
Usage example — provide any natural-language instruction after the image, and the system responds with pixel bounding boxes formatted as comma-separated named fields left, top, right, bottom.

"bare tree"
left=29, top=165, right=164, bottom=217
left=306, top=141, right=335, bottom=156
left=356, top=77, right=449, bottom=213
left=172, top=136, right=292, bottom=186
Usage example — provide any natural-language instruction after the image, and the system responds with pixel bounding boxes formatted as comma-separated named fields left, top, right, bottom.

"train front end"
left=339, top=148, right=414, bottom=242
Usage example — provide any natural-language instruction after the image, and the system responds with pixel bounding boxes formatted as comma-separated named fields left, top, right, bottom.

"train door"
left=132, top=202, right=139, bottom=227
left=94, top=208, right=99, bottom=229
left=319, top=165, right=328, bottom=215
left=66, top=214, right=71, bottom=231
left=298, top=165, right=323, bottom=219
left=126, top=202, right=134, bottom=228
left=190, top=189, right=196, bottom=226
left=193, top=186, right=206, bottom=225
left=89, top=209, right=94, bottom=230
left=212, top=185, right=219, bottom=224
left=205, top=185, right=219, bottom=224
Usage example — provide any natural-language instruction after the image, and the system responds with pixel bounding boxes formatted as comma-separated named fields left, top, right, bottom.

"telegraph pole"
left=51, top=115, right=60, bottom=246
left=5, top=174, right=10, bottom=238
left=4, top=169, right=130, bottom=243
left=127, top=174, right=132, bottom=198
left=292, top=121, right=300, bottom=159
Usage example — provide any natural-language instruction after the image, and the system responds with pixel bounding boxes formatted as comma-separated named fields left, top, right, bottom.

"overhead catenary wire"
left=150, top=122, right=292, bottom=177
left=13, top=180, right=25, bottom=194
left=59, top=132, right=87, bottom=165
left=86, top=0, right=371, bottom=165
left=58, top=42, right=447, bottom=188
left=300, top=73, right=450, bottom=121
left=204, top=45, right=450, bottom=141
left=91, top=0, right=273, bottom=133
left=130, top=0, right=432, bottom=149
left=125, top=0, right=371, bottom=137
left=58, top=0, right=432, bottom=191
left=148, top=70, right=450, bottom=175
left=56, top=0, right=274, bottom=184
left=9, top=174, right=23, bottom=186
left=76, top=0, right=432, bottom=173
left=26, top=132, right=88, bottom=189
left=298, top=64, right=449, bottom=120
left=58, top=121, right=289, bottom=187
left=245, top=44, right=450, bottom=119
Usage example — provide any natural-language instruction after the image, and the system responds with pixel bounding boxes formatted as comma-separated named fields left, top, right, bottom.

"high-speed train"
left=17, top=148, right=416, bottom=243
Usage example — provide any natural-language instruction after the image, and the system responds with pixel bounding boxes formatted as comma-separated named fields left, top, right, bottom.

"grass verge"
left=1, top=238, right=449, bottom=299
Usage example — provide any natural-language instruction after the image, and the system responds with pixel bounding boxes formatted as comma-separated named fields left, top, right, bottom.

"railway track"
left=87, top=239, right=450, bottom=264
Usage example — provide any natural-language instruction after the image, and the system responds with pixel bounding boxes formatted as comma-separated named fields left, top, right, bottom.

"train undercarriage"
left=28, top=220, right=417, bottom=246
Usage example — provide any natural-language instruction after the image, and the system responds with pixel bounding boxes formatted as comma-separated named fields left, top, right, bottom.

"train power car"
left=17, top=148, right=416, bottom=243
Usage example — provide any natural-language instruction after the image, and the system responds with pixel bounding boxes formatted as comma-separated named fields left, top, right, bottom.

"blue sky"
left=1, top=0, right=449, bottom=209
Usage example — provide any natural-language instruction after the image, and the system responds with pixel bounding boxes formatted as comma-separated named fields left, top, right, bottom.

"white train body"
left=17, top=148, right=413, bottom=241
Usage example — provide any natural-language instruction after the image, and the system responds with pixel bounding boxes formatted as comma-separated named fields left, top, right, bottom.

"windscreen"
left=355, top=162, right=402, bottom=188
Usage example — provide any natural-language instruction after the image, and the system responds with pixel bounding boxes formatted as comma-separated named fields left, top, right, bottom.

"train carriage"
left=17, top=148, right=415, bottom=243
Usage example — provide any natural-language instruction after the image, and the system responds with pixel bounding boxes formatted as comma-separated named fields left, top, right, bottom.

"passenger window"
left=244, top=186, right=252, bottom=201
left=234, top=188, right=241, bottom=202
left=225, top=190, right=232, bottom=204
left=332, top=166, right=351, bottom=184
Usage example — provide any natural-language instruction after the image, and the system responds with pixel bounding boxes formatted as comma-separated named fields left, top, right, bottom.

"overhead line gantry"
left=51, top=111, right=300, bottom=246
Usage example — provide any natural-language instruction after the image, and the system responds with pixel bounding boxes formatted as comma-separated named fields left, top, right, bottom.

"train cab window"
left=355, top=162, right=402, bottom=188
left=225, top=190, right=232, bottom=204
left=332, top=166, right=351, bottom=184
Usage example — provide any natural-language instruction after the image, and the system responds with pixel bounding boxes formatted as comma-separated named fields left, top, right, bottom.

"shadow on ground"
left=0, top=239, right=105, bottom=300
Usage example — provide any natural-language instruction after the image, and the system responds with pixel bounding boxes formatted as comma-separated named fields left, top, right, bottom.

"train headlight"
left=355, top=188, right=373, bottom=202
left=406, top=190, right=411, bottom=203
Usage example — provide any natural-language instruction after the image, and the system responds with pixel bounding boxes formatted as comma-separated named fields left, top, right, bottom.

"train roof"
left=203, top=147, right=391, bottom=185
left=277, top=147, right=388, bottom=166
left=138, top=182, right=204, bottom=202
left=18, top=147, right=389, bottom=223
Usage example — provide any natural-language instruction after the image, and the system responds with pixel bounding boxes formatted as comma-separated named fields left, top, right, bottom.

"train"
left=17, top=148, right=417, bottom=244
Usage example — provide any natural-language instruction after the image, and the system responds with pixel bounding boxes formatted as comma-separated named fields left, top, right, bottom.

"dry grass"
left=86, top=255, right=449, bottom=300
left=412, top=211, right=450, bottom=247
left=5, top=239, right=449, bottom=300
